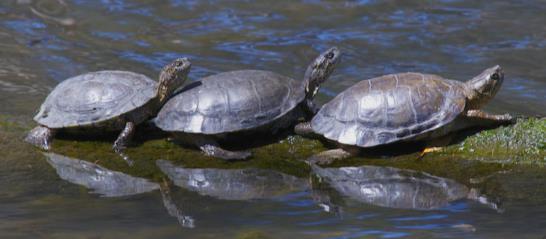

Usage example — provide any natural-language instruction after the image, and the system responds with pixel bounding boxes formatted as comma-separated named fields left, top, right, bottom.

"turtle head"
left=465, top=65, right=504, bottom=109
left=157, top=58, right=192, bottom=104
left=303, top=47, right=341, bottom=99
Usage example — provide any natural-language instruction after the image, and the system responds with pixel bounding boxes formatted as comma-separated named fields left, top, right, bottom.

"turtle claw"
left=112, top=144, right=135, bottom=167
left=116, top=150, right=135, bottom=167
left=112, top=140, right=128, bottom=153
left=500, top=113, right=515, bottom=124
left=506, top=114, right=520, bottom=124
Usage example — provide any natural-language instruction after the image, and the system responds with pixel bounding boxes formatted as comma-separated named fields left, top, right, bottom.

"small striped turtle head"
left=465, top=65, right=504, bottom=109
left=303, top=47, right=341, bottom=99
left=158, top=58, right=192, bottom=104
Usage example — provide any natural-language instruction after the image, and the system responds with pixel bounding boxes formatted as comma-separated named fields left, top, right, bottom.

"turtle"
left=154, top=47, right=341, bottom=160
left=295, top=65, right=514, bottom=164
left=25, top=58, right=192, bottom=152
left=311, top=165, right=501, bottom=211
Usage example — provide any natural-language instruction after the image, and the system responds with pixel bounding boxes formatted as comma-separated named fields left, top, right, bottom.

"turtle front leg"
left=194, top=136, right=251, bottom=161
left=465, top=110, right=515, bottom=126
left=25, top=125, right=56, bottom=150
left=307, top=148, right=354, bottom=165
left=113, top=121, right=136, bottom=152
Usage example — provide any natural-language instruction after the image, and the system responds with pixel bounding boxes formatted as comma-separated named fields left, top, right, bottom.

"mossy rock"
left=441, top=118, right=545, bottom=164
left=1, top=114, right=544, bottom=183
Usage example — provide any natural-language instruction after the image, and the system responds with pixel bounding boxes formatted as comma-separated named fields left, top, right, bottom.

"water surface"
left=0, top=0, right=545, bottom=238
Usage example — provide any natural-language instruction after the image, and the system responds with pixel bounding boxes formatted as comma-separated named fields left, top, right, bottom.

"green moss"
left=441, top=118, right=546, bottom=164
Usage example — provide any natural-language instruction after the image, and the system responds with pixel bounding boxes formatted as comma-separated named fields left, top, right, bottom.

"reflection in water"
left=43, top=152, right=195, bottom=228
left=156, top=160, right=308, bottom=200
left=44, top=152, right=159, bottom=197
left=159, top=180, right=195, bottom=228
left=311, top=165, right=500, bottom=211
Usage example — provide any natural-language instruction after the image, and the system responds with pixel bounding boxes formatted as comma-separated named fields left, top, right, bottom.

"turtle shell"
left=155, top=70, right=305, bottom=134
left=312, top=73, right=466, bottom=147
left=35, top=71, right=157, bottom=128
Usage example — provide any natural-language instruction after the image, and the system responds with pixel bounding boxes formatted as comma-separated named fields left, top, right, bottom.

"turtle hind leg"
left=200, top=144, right=251, bottom=161
left=113, top=121, right=136, bottom=153
left=194, top=136, right=251, bottom=161
left=306, top=148, right=354, bottom=165
left=25, top=126, right=56, bottom=150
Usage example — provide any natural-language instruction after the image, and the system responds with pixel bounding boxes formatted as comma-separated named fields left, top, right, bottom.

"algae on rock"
left=443, top=118, right=545, bottom=164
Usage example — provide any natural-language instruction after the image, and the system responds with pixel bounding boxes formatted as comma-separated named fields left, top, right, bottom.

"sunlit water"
left=0, top=0, right=545, bottom=238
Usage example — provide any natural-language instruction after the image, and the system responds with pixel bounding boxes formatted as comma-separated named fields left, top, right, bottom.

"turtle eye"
left=325, top=52, right=335, bottom=59
left=491, top=73, right=499, bottom=80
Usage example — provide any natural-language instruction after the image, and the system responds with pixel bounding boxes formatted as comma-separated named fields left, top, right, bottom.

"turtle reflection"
left=156, top=160, right=308, bottom=200
left=43, top=152, right=160, bottom=197
left=43, top=152, right=195, bottom=228
left=311, top=165, right=500, bottom=211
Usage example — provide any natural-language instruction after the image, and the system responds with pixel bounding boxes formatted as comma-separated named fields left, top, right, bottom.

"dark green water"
left=0, top=0, right=545, bottom=238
